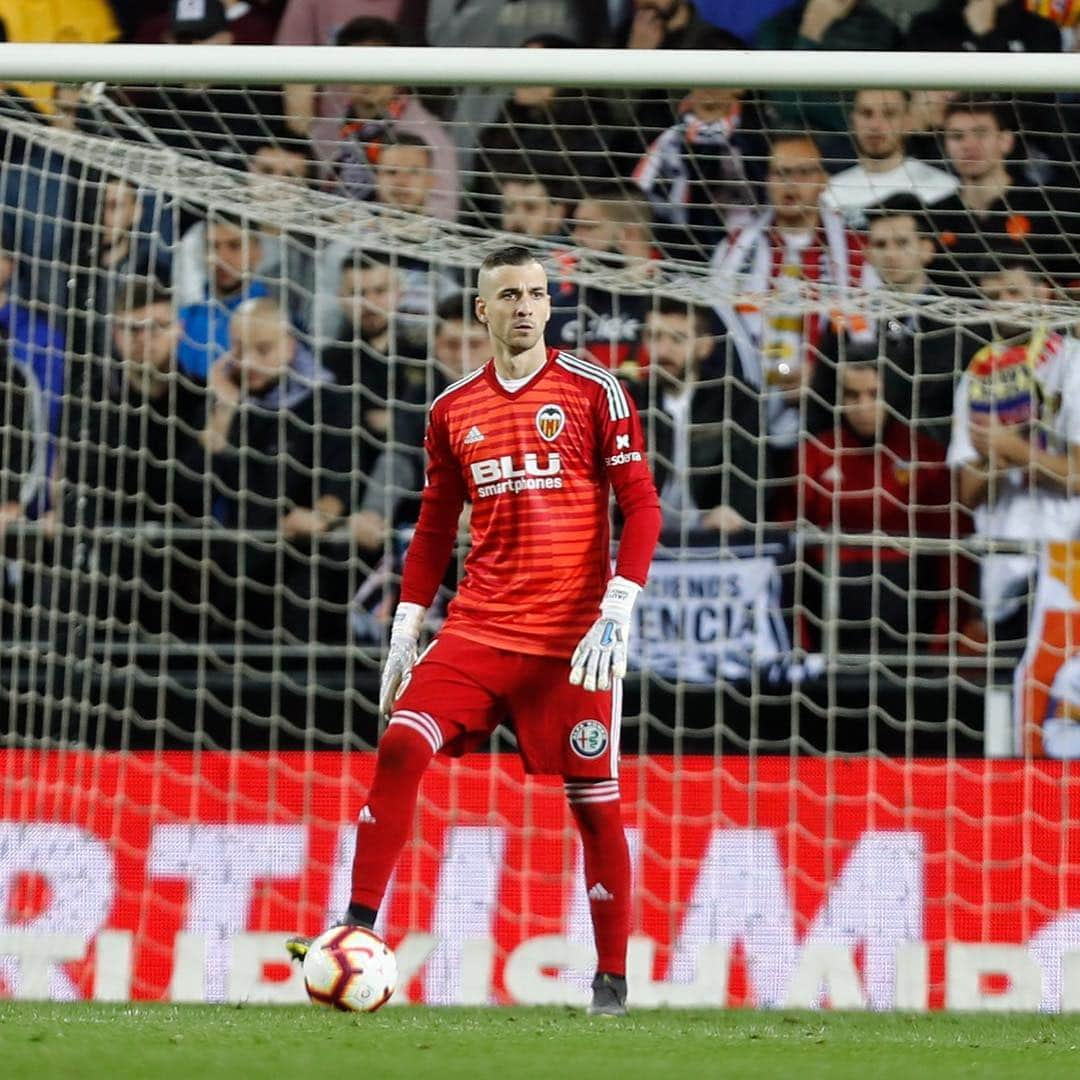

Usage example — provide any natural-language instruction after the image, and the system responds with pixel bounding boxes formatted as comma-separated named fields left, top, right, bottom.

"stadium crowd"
left=1, top=0, right=1080, bottom=663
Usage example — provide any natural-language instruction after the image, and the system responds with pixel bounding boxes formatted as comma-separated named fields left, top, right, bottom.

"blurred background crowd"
left=1, top=0, right=1080, bottom=673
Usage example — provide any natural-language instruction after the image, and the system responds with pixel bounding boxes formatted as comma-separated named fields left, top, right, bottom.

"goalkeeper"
left=292, top=246, right=661, bottom=1016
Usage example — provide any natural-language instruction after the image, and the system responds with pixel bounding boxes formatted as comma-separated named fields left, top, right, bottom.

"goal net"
left=0, top=46, right=1079, bottom=1010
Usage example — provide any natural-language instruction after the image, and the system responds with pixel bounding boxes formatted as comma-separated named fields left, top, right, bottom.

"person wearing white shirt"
left=948, top=258, right=1080, bottom=645
left=823, top=89, right=958, bottom=229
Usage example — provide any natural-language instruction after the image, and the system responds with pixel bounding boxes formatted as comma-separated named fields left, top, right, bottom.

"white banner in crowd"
left=629, top=542, right=792, bottom=683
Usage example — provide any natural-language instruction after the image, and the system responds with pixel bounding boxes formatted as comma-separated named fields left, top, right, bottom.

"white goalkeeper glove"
left=378, top=602, right=426, bottom=715
left=569, top=576, right=641, bottom=693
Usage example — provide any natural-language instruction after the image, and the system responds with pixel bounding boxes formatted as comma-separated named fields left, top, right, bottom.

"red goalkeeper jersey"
left=399, top=348, right=661, bottom=658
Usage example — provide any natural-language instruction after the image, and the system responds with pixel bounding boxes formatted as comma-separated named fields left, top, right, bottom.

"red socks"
left=352, top=726, right=630, bottom=982
left=566, top=780, right=630, bottom=978
left=350, top=720, right=436, bottom=912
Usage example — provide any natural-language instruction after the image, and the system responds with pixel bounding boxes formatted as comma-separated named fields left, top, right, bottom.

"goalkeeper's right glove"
left=378, top=602, right=426, bottom=715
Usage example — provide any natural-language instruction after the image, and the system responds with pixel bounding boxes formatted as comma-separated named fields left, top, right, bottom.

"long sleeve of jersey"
left=604, top=383, right=662, bottom=588
left=398, top=404, right=466, bottom=608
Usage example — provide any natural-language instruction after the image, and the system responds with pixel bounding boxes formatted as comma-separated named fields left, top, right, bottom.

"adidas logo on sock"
left=588, top=882, right=614, bottom=901
left=358, top=805, right=376, bottom=824
left=464, top=425, right=484, bottom=444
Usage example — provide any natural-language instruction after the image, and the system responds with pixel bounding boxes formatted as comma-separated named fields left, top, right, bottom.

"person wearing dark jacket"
left=201, top=297, right=352, bottom=641
left=548, top=188, right=660, bottom=371
left=906, top=0, right=1061, bottom=53
left=926, top=94, right=1080, bottom=293
left=341, top=292, right=489, bottom=638
left=0, top=346, right=44, bottom=539
left=0, top=248, right=65, bottom=512
left=69, top=176, right=173, bottom=364
left=319, top=251, right=426, bottom=498
left=631, top=86, right=770, bottom=261
left=0, top=332, right=51, bottom=641
left=625, top=297, right=761, bottom=533
left=58, top=280, right=209, bottom=638
left=350, top=292, right=490, bottom=548
left=906, top=4, right=1064, bottom=176
left=812, top=193, right=981, bottom=447
left=755, top=0, right=902, bottom=141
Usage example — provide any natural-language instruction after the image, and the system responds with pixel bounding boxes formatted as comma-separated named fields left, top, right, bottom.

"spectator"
left=818, top=193, right=978, bottom=447
left=368, top=133, right=460, bottom=320
left=610, top=0, right=712, bottom=49
left=321, top=133, right=459, bottom=350
left=57, top=281, right=208, bottom=637
left=608, top=24, right=758, bottom=183
left=471, top=35, right=617, bottom=221
left=712, top=134, right=866, bottom=483
left=0, top=248, right=65, bottom=511
left=624, top=297, right=761, bottom=533
left=133, top=0, right=280, bottom=44
left=201, top=297, right=352, bottom=640
left=372, top=132, right=436, bottom=217
left=797, top=357, right=952, bottom=653
left=309, top=16, right=459, bottom=220
left=0, top=341, right=43, bottom=543
left=123, top=0, right=283, bottom=161
left=823, top=89, right=958, bottom=229
left=425, top=0, right=605, bottom=46
left=177, top=214, right=269, bottom=379
left=496, top=167, right=569, bottom=241
left=907, top=0, right=1061, bottom=52
left=568, top=188, right=658, bottom=267
left=278, top=2, right=426, bottom=144
left=349, top=291, right=489, bottom=550
left=948, top=256, right=1080, bottom=649
left=422, top=1, right=608, bottom=166
left=176, top=140, right=325, bottom=336
left=906, top=89, right=957, bottom=168
left=548, top=188, right=659, bottom=370
left=926, top=94, right=1080, bottom=292
left=70, top=177, right=174, bottom=361
left=320, top=252, right=426, bottom=480
left=632, top=81, right=769, bottom=259
left=907, top=2, right=1064, bottom=172
left=756, top=0, right=902, bottom=143
left=0, top=327, right=56, bottom=640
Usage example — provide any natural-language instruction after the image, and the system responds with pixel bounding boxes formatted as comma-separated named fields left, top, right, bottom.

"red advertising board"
left=1, top=752, right=1078, bottom=1009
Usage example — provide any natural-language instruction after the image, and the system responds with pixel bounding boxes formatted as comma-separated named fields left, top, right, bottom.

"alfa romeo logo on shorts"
left=536, top=404, right=565, bottom=442
left=570, top=719, right=608, bottom=759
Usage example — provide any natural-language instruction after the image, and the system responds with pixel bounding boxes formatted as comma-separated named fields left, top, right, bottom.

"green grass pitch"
left=1, top=1004, right=1079, bottom=1079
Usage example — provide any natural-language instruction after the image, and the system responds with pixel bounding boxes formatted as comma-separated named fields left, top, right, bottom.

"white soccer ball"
left=302, top=925, right=397, bottom=1013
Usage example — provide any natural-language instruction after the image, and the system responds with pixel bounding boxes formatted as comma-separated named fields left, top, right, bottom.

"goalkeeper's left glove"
left=569, top=576, right=641, bottom=692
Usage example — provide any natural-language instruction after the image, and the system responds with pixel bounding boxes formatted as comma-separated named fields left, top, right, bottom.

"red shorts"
left=391, top=632, right=622, bottom=779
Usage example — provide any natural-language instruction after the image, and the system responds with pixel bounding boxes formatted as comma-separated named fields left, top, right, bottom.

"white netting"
left=0, top=48, right=1079, bottom=1008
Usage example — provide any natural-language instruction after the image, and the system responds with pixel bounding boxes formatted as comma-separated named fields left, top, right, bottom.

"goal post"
left=0, top=43, right=1076, bottom=90
left=0, top=44, right=1078, bottom=1010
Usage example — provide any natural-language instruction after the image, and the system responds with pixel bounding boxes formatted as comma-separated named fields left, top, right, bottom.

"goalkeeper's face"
left=475, top=261, right=551, bottom=356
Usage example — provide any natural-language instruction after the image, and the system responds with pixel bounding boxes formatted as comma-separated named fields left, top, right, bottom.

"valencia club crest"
left=536, top=403, right=566, bottom=442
